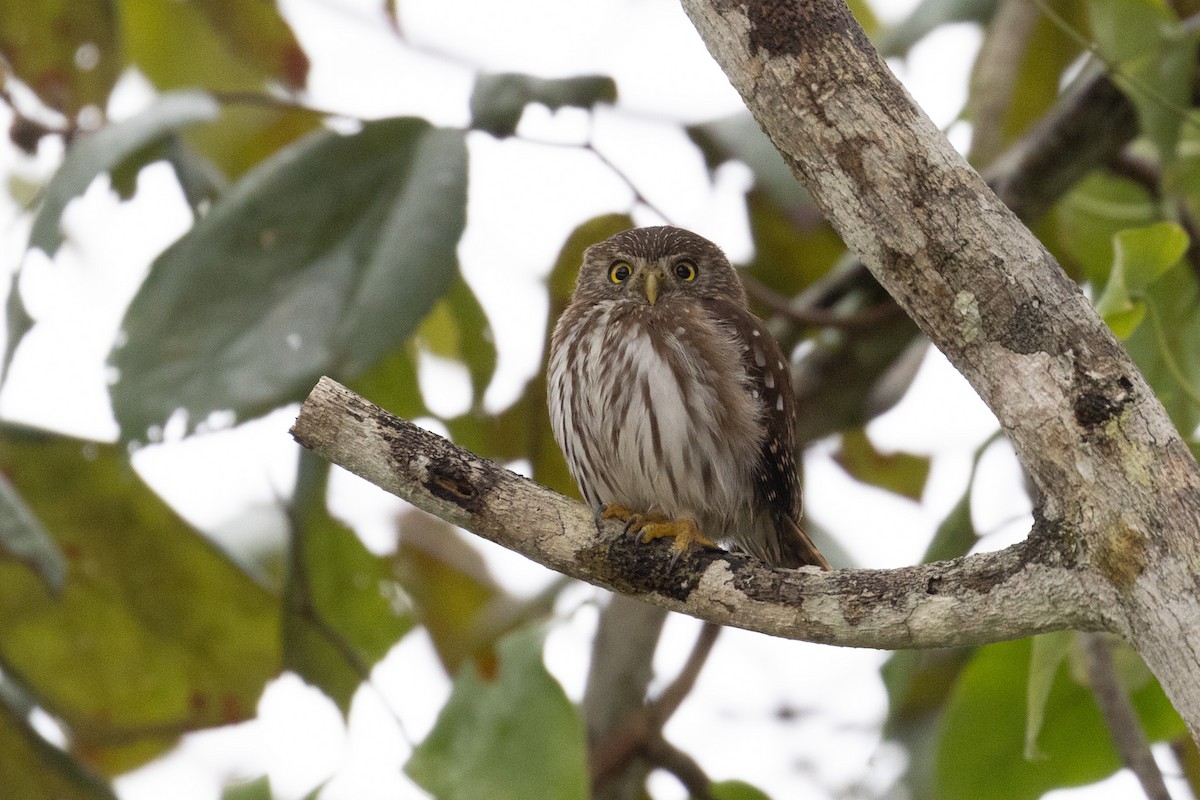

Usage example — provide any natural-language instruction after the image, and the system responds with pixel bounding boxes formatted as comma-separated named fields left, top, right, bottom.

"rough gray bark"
left=679, top=0, right=1200, bottom=742
left=293, top=377, right=1107, bottom=649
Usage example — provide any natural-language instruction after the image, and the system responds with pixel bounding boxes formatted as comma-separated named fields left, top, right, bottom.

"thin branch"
left=648, top=622, right=721, bottom=723
left=589, top=622, right=722, bottom=789
left=643, top=736, right=715, bottom=800
left=516, top=133, right=677, bottom=224
left=1081, top=633, right=1173, bottom=800
left=290, top=378, right=1112, bottom=650
left=743, top=273, right=902, bottom=330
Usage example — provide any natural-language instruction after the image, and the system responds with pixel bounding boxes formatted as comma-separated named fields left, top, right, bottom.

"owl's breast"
left=549, top=300, right=763, bottom=519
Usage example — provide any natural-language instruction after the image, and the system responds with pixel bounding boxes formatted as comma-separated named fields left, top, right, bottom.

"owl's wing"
left=715, top=299, right=830, bottom=570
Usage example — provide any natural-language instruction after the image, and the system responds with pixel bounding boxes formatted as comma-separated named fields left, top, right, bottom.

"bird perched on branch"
left=548, top=226, right=829, bottom=570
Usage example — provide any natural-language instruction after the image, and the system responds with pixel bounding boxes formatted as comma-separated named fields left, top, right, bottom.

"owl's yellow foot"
left=639, top=518, right=720, bottom=563
left=597, top=505, right=718, bottom=563
left=598, top=503, right=669, bottom=538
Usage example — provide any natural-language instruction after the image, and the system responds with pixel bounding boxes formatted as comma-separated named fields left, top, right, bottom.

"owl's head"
left=574, top=226, right=748, bottom=308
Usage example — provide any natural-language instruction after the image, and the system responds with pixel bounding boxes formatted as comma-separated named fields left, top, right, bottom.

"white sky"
left=0, top=0, right=1186, bottom=799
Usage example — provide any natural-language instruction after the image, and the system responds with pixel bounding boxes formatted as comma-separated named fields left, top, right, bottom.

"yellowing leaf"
left=394, top=514, right=510, bottom=675
left=0, top=433, right=280, bottom=775
left=0, top=1, right=120, bottom=115
left=833, top=428, right=930, bottom=501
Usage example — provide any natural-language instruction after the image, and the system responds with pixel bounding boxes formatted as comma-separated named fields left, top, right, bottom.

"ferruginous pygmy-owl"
left=548, top=226, right=829, bottom=569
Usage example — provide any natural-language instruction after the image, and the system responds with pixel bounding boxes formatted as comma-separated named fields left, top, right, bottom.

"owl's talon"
left=599, top=503, right=670, bottom=541
left=639, top=518, right=719, bottom=560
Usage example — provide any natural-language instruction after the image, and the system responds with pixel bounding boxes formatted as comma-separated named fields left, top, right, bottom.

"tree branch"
left=589, top=622, right=722, bottom=790
left=1081, top=633, right=1173, bottom=800
left=680, top=0, right=1200, bottom=744
left=291, top=377, right=1106, bottom=650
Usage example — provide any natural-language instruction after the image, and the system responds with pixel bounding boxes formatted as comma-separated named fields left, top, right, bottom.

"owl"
left=547, top=226, right=829, bottom=570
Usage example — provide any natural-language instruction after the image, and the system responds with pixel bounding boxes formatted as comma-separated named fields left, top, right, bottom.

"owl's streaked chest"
left=548, top=300, right=763, bottom=519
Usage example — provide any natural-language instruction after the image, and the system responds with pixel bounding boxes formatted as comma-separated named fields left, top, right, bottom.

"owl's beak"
left=644, top=270, right=659, bottom=305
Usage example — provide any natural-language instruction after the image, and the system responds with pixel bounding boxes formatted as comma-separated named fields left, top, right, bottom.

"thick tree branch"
left=291, top=377, right=1107, bottom=650
left=679, top=0, right=1200, bottom=743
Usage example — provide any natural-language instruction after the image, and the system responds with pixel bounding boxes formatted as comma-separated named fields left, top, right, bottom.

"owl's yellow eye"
left=674, top=260, right=698, bottom=281
left=609, top=261, right=632, bottom=283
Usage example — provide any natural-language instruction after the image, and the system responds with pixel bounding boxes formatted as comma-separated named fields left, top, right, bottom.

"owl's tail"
left=779, top=516, right=831, bottom=570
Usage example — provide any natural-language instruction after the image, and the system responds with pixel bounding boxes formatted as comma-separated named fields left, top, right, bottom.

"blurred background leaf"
left=282, top=453, right=414, bottom=714
left=404, top=625, right=588, bottom=800
left=0, top=431, right=280, bottom=775
left=109, top=117, right=468, bottom=440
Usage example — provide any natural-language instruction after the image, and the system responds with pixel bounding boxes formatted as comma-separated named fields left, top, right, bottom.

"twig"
left=517, top=133, right=676, bottom=224
left=285, top=450, right=412, bottom=743
left=1081, top=633, right=1173, bottom=800
left=589, top=622, right=722, bottom=793
left=648, top=622, right=721, bottom=722
left=643, top=736, right=715, bottom=799
left=743, top=273, right=901, bottom=330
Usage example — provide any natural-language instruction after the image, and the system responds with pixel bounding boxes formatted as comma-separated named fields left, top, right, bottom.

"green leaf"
left=833, top=428, right=930, bottom=501
left=120, top=0, right=306, bottom=91
left=881, top=647, right=975, bottom=799
left=1054, top=172, right=1157, bottom=286
left=283, top=452, right=414, bottom=714
left=109, top=118, right=468, bottom=440
left=744, top=187, right=845, bottom=297
left=109, top=134, right=228, bottom=211
left=1087, top=0, right=1198, bottom=167
left=1025, top=631, right=1074, bottom=760
left=222, top=776, right=273, bottom=800
left=0, top=1, right=120, bottom=116
left=347, top=344, right=426, bottom=423
left=1096, top=222, right=1188, bottom=338
left=1114, top=222, right=1189, bottom=289
left=405, top=626, right=588, bottom=800
left=0, top=696, right=117, bottom=800
left=28, top=91, right=220, bottom=257
left=710, top=779, right=773, bottom=800
left=688, top=114, right=812, bottom=216
left=0, top=432, right=280, bottom=775
left=395, top=515, right=511, bottom=675
left=470, top=73, right=616, bottom=137
left=922, top=484, right=975, bottom=564
left=189, top=0, right=309, bottom=89
left=118, top=0, right=317, bottom=178
left=0, top=473, right=66, bottom=595
left=415, top=278, right=496, bottom=408
left=1127, top=261, right=1200, bottom=437
left=935, top=637, right=1185, bottom=800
